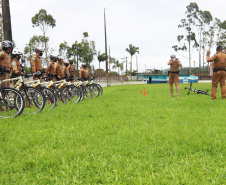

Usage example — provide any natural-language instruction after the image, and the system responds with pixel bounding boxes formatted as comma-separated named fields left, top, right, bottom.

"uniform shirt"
left=31, top=55, right=42, bottom=71
left=46, top=60, right=56, bottom=75
left=168, top=59, right=182, bottom=72
left=63, top=65, right=69, bottom=77
left=0, top=50, right=11, bottom=70
left=209, top=51, right=226, bottom=69
left=11, top=59, right=21, bottom=74
left=56, top=62, right=64, bottom=78
left=69, top=64, right=75, bottom=77
left=79, top=68, right=89, bottom=79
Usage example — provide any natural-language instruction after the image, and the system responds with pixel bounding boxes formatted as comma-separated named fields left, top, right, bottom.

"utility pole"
left=136, top=56, right=138, bottom=71
left=104, top=8, right=108, bottom=85
left=2, top=0, right=12, bottom=41
left=109, top=46, right=111, bottom=86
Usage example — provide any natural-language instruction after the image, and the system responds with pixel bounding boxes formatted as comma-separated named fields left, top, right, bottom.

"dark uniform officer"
left=45, top=55, right=57, bottom=82
left=206, top=46, right=226, bottom=99
left=167, top=54, right=182, bottom=97
left=31, top=48, right=43, bottom=81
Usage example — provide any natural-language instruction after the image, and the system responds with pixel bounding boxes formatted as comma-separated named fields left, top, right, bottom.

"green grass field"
left=0, top=83, right=225, bottom=184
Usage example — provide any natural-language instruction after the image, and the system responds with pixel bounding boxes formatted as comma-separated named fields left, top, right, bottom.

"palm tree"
left=97, top=51, right=106, bottom=69
left=112, top=59, right=123, bottom=75
left=126, top=44, right=139, bottom=72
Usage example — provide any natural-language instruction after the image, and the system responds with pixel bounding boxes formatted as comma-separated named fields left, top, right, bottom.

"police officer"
left=45, top=55, right=57, bottom=82
left=79, top=64, right=89, bottom=80
left=0, top=40, right=14, bottom=87
left=68, top=58, right=75, bottom=78
left=167, top=54, right=182, bottom=97
left=11, top=50, right=24, bottom=77
left=63, top=61, right=69, bottom=78
left=31, top=48, right=44, bottom=81
left=55, top=57, right=64, bottom=80
left=206, top=46, right=226, bottom=99
left=0, top=40, right=14, bottom=111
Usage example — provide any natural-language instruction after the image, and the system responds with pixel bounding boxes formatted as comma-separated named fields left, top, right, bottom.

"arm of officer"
left=176, top=60, right=182, bottom=67
left=206, top=50, right=216, bottom=62
left=31, top=57, right=37, bottom=73
left=11, top=61, right=18, bottom=74
left=45, top=63, right=51, bottom=76
left=79, top=69, right=82, bottom=78
left=167, top=60, right=174, bottom=65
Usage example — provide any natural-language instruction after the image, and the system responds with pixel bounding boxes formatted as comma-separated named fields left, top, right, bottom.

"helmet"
left=12, top=50, right=22, bottom=56
left=170, top=54, right=176, bottom=59
left=2, top=40, right=14, bottom=50
left=50, top=55, right=57, bottom=59
left=34, top=47, right=44, bottom=53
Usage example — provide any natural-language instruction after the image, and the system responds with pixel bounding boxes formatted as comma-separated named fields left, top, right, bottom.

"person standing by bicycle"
left=45, top=55, right=57, bottom=82
left=0, top=40, right=14, bottom=87
left=11, top=50, right=24, bottom=78
left=0, top=40, right=14, bottom=111
left=68, top=58, right=75, bottom=78
left=206, top=46, right=226, bottom=99
left=31, top=48, right=44, bottom=81
left=167, top=54, right=182, bottom=97
left=79, top=64, right=89, bottom=80
left=55, top=57, right=64, bottom=80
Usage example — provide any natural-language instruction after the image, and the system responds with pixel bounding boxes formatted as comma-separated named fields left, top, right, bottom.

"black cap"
left=216, top=46, right=223, bottom=51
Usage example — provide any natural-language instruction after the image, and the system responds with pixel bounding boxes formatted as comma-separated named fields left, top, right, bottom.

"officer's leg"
left=211, top=72, right=221, bottom=99
left=219, top=71, right=226, bottom=98
left=174, top=74, right=180, bottom=97
left=169, top=74, right=174, bottom=96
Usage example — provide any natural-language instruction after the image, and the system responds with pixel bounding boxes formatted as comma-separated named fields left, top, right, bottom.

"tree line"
left=172, top=2, right=226, bottom=75
left=0, top=8, right=139, bottom=76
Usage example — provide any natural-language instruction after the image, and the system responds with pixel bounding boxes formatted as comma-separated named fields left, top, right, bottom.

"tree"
left=97, top=51, right=106, bottom=70
left=125, top=44, right=139, bottom=72
left=172, top=2, right=199, bottom=75
left=31, top=9, right=56, bottom=62
left=59, top=41, right=69, bottom=59
left=79, top=32, right=96, bottom=67
left=112, top=59, right=123, bottom=75
left=68, top=41, right=83, bottom=70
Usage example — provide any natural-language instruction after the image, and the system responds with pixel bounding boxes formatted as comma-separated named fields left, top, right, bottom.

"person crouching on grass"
left=168, top=54, right=182, bottom=97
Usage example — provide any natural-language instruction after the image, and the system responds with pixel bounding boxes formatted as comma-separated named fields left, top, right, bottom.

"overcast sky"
left=9, top=0, right=226, bottom=72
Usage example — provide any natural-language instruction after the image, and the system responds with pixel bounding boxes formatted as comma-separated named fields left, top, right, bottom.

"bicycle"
left=0, top=77, right=25, bottom=118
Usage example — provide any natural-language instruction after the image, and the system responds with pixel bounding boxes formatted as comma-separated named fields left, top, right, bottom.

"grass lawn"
left=0, top=83, right=225, bottom=184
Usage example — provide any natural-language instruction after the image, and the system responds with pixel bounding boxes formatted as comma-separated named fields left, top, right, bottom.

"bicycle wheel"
left=41, top=87, right=56, bottom=108
left=51, top=87, right=67, bottom=106
left=83, top=86, right=92, bottom=99
left=89, top=84, right=100, bottom=97
left=63, top=85, right=82, bottom=103
left=20, top=87, right=45, bottom=114
left=95, top=84, right=103, bottom=95
left=0, top=87, right=25, bottom=118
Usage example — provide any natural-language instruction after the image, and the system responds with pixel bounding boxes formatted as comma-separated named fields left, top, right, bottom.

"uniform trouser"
left=0, top=73, right=10, bottom=88
left=211, top=71, right=226, bottom=99
left=169, top=73, right=179, bottom=85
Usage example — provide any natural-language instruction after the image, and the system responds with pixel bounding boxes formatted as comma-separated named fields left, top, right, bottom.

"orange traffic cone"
left=144, top=90, right=146, bottom=96
left=141, top=89, right=142, bottom=93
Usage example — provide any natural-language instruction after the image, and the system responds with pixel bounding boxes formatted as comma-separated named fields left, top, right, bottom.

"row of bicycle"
left=0, top=74, right=103, bottom=118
